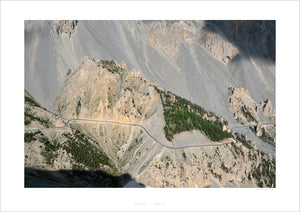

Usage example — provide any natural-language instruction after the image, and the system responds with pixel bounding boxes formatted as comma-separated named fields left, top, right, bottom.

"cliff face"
left=146, top=21, right=239, bottom=63
left=228, top=84, right=276, bottom=147
left=229, top=84, right=261, bottom=124
left=53, top=56, right=159, bottom=123
left=51, top=20, right=78, bottom=38
left=25, top=21, right=275, bottom=124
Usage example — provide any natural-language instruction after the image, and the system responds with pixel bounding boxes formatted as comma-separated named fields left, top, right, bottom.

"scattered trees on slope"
left=154, top=86, right=232, bottom=142
left=24, top=108, right=52, bottom=128
left=100, top=60, right=123, bottom=74
left=62, top=129, right=115, bottom=172
left=24, top=131, right=41, bottom=143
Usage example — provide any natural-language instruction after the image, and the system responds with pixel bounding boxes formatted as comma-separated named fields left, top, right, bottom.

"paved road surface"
left=231, top=122, right=274, bottom=130
left=24, top=118, right=274, bottom=150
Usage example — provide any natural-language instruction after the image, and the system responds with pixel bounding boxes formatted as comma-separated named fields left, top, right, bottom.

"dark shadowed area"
left=204, top=20, right=275, bottom=62
left=25, top=167, right=144, bottom=188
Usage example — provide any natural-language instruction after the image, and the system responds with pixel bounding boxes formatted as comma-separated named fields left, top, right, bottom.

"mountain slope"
left=25, top=58, right=275, bottom=188
left=25, top=20, right=275, bottom=118
left=24, top=20, right=276, bottom=188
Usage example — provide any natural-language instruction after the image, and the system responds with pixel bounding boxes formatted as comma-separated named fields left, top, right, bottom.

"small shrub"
left=76, top=100, right=81, bottom=117
left=221, top=162, right=229, bottom=173
left=24, top=131, right=41, bottom=143
left=24, top=119, right=31, bottom=125
left=100, top=60, right=122, bottom=74
left=66, top=68, right=72, bottom=76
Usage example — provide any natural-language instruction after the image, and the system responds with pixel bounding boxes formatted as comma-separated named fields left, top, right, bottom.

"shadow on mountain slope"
left=204, top=20, right=275, bottom=62
left=25, top=167, right=144, bottom=188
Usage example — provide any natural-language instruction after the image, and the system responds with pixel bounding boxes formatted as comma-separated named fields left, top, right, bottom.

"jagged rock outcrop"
left=228, top=84, right=276, bottom=125
left=51, top=20, right=78, bottom=38
left=228, top=84, right=260, bottom=124
left=199, top=27, right=239, bottom=63
left=53, top=56, right=159, bottom=123
left=261, top=99, right=275, bottom=117
left=254, top=123, right=263, bottom=137
left=228, top=84, right=276, bottom=146
left=146, top=21, right=193, bottom=54
left=146, top=21, right=238, bottom=63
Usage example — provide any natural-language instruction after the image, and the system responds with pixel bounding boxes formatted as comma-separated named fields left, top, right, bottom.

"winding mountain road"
left=24, top=118, right=274, bottom=150
left=231, top=122, right=275, bottom=130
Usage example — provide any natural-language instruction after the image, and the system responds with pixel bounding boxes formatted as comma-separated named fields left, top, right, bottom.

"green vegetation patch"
left=66, top=68, right=72, bottom=76
left=24, top=119, right=31, bottom=125
left=221, top=162, right=229, bottom=173
left=233, top=133, right=253, bottom=149
left=24, top=108, right=52, bottom=128
left=260, top=128, right=275, bottom=146
left=251, top=157, right=276, bottom=188
left=241, top=105, right=257, bottom=123
left=39, top=137, right=61, bottom=165
left=100, top=60, right=123, bottom=74
left=76, top=100, right=81, bottom=117
left=25, top=95, right=40, bottom=108
left=154, top=86, right=232, bottom=142
left=24, top=130, right=42, bottom=143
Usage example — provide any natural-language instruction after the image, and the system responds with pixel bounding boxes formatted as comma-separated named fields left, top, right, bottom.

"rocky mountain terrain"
left=25, top=57, right=275, bottom=188
left=146, top=21, right=239, bottom=63
left=25, top=20, right=275, bottom=115
left=51, top=20, right=78, bottom=38
left=25, top=20, right=276, bottom=188
left=228, top=84, right=276, bottom=147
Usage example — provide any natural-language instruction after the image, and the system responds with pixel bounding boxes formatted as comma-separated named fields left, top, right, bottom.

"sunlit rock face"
left=25, top=20, right=275, bottom=120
